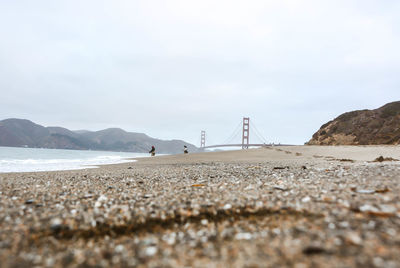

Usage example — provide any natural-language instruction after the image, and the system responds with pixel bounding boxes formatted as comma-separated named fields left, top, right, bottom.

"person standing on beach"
left=183, top=145, right=188, bottom=154
left=149, top=146, right=155, bottom=156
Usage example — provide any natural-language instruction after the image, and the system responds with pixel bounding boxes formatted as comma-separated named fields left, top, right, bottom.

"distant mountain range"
left=0, top=118, right=197, bottom=154
left=308, top=101, right=400, bottom=145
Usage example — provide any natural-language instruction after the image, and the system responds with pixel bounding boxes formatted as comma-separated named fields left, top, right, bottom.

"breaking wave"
left=0, top=147, right=147, bottom=173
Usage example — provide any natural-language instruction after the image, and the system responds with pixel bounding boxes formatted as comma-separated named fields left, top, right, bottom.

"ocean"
left=0, top=146, right=148, bottom=173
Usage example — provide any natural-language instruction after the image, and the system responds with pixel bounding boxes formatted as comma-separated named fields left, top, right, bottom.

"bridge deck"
left=203, top=144, right=270, bottom=149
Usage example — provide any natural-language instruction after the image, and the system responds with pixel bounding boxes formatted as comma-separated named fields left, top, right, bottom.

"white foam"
left=0, top=147, right=146, bottom=173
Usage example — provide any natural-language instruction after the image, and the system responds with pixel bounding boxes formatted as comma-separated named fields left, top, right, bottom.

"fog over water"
left=1, top=1, right=400, bottom=145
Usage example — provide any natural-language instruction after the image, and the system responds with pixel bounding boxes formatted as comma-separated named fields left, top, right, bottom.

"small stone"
left=97, top=195, right=108, bottom=202
left=223, top=204, right=232, bottom=210
left=115, top=245, right=125, bottom=253
left=50, top=218, right=63, bottom=231
left=301, top=196, right=311, bottom=203
left=45, top=257, right=55, bottom=267
left=359, top=204, right=377, bottom=212
left=235, top=232, right=252, bottom=240
left=378, top=204, right=397, bottom=214
left=272, top=228, right=281, bottom=235
left=356, top=189, right=375, bottom=194
left=25, top=199, right=34, bottom=204
left=346, top=232, right=362, bottom=246
left=244, top=185, right=254, bottom=190
left=145, top=246, right=157, bottom=256
left=163, top=234, right=176, bottom=245
left=273, top=186, right=287, bottom=191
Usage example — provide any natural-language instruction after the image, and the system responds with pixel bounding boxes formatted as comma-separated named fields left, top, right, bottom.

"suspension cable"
left=223, top=121, right=243, bottom=144
left=250, top=120, right=268, bottom=144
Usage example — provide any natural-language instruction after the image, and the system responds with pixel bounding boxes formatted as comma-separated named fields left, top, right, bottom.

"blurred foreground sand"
left=1, top=146, right=399, bottom=267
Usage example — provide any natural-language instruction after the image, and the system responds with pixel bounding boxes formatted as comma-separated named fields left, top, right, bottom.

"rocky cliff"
left=307, top=101, right=400, bottom=145
left=0, top=119, right=197, bottom=154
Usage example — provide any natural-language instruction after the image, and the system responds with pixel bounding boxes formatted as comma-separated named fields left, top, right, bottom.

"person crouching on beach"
left=149, top=146, right=155, bottom=156
left=183, top=145, right=188, bottom=154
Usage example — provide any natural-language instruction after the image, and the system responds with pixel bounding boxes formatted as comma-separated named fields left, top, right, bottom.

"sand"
left=0, top=145, right=399, bottom=267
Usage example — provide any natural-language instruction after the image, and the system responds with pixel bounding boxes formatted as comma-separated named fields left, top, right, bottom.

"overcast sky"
left=1, top=0, right=400, bottom=146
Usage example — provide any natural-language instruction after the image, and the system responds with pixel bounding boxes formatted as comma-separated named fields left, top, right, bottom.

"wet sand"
left=0, top=146, right=399, bottom=267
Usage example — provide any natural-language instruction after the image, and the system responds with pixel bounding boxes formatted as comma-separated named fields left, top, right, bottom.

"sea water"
left=0, top=146, right=149, bottom=173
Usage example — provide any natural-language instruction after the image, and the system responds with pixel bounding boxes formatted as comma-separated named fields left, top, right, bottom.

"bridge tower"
left=200, top=130, right=206, bottom=148
left=242, top=117, right=250, bottom=149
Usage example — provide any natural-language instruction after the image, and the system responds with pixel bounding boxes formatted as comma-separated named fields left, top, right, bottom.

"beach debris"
left=191, top=184, right=205, bottom=187
left=273, top=166, right=289, bottom=170
left=358, top=204, right=397, bottom=217
left=339, top=159, right=355, bottom=162
left=247, top=165, right=262, bottom=170
left=373, top=156, right=399, bottom=162
left=350, top=186, right=379, bottom=194
left=302, top=245, right=328, bottom=255
left=351, top=187, right=390, bottom=194
left=272, top=186, right=288, bottom=191
left=321, top=195, right=336, bottom=203
left=375, top=187, right=390, bottom=193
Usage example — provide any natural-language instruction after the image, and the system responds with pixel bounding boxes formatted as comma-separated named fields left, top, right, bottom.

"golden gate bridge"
left=199, top=117, right=276, bottom=149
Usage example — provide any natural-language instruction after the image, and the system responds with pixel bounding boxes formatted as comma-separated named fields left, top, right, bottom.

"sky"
left=1, top=0, right=400, bottom=146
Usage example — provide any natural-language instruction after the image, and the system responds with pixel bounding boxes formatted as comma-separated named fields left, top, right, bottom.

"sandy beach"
left=1, top=145, right=400, bottom=267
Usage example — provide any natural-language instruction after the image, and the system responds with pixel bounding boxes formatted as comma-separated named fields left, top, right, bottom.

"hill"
left=0, top=119, right=197, bottom=154
left=307, top=101, right=400, bottom=145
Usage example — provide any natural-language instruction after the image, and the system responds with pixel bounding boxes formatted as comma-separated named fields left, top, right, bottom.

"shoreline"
left=1, top=145, right=399, bottom=267
left=2, top=145, right=400, bottom=175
